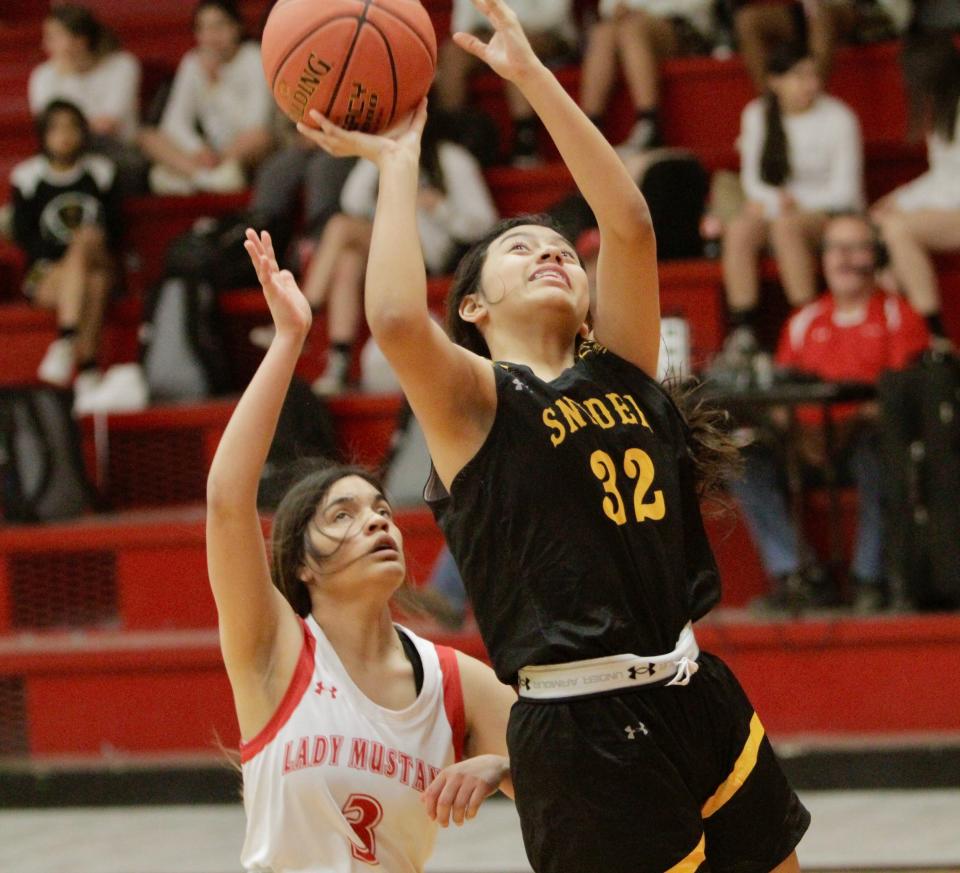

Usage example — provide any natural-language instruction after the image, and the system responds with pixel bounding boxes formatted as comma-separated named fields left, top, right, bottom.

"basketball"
left=261, top=0, right=437, bottom=134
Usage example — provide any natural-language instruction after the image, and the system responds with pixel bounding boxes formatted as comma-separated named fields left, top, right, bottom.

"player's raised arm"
left=205, top=231, right=306, bottom=686
left=296, top=106, right=496, bottom=489
left=454, top=0, right=660, bottom=376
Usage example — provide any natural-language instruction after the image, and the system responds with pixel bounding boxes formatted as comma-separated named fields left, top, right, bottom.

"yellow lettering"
left=624, top=394, right=653, bottom=431
left=556, top=397, right=589, bottom=433
left=583, top=398, right=616, bottom=429
left=606, top=392, right=638, bottom=425
left=542, top=408, right=566, bottom=447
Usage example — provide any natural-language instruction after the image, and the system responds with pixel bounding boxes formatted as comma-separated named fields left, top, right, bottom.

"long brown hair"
left=269, top=460, right=450, bottom=619
left=759, top=43, right=812, bottom=187
left=445, top=216, right=741, bottom=496
left=901, top=32, right=960, bottom=143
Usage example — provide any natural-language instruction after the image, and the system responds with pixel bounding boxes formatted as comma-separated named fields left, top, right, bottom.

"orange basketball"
left=261, top=0, right=437, bottom=134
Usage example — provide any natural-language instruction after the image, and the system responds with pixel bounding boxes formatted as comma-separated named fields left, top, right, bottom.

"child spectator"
left=139, top=0, right=273, bottom=195
left=873, top=32, right=960, bottom=347
left=298, top=111, right=498, bottom=395
left=11, top=100, right=121, bottom=412
left=719, top=43, right=862, bottom=367
left=579, top=0, right=714, bottom=153
left=28, top=3, right=145, bottom=195
left=434, top=0, right=577, bottom=165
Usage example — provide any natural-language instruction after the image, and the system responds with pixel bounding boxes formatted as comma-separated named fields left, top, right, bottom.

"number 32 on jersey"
left=590, top=449, right=665, bottom=525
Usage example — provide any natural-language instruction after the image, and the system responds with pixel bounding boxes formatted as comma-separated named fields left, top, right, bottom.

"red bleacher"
left=1, top=5, right=959, bottom=762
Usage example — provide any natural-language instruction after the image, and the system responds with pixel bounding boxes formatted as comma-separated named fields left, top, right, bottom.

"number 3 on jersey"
left=342, top=793, right=383, bottom=865
left=590, top=449, right=665, bottom=525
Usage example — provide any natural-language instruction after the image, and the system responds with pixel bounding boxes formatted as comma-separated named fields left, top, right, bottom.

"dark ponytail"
left=759, top=43, right=811, bottom=187
left=900, top=32, right=960, bottom=144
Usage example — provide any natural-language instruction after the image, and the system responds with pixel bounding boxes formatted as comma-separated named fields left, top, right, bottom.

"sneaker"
left=749, top=570, right=812, bottom=617
left=616, top=118, right=662, bottom=157
left=149, top=164, right=196, bottom=196
left=311, top=351, right=351, bottom=397
left=707, top=326, right=758, bottom=390
left=249, top=324, right=276, bottom=350
left=71, top=369, right=102, bottom=415
left=851, top=579, right=889, bottom=615
left=194, top=159, right=246, bottom=194
left=38, top=337, right=76, bottom=387
left=74, top=362, right=149, bottom=415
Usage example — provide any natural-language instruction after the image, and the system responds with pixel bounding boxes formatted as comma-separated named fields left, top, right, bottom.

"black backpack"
left=878, top=352, right=960, bottom=609
left=0, top=386, right=99, bottom=523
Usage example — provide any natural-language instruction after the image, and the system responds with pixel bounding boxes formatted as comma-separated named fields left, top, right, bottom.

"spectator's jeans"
left=427, top=545, right=468, bottom=616
left=729, top=430, right=884, bottom=584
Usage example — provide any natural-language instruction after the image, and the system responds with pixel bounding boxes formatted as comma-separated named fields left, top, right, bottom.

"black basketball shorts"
left=506, top=651, right=810, bottom=873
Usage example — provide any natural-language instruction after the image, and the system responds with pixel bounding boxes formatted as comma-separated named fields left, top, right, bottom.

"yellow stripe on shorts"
left=701, top=712, right=765, bottom=819
left=665, top=834, right=706, bottom=873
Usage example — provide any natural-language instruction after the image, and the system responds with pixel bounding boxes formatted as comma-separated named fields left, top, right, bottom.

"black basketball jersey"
left=426, top=342, right=721, bottom=685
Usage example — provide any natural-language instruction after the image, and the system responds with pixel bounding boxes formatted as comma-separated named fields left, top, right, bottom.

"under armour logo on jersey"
left=628, top=663, right=656, bottom=680
left=315, top=681, right=338, bottom=698
left=624, top=722, right=649, bottom=740
left=511, top=377, right=527, bottom=392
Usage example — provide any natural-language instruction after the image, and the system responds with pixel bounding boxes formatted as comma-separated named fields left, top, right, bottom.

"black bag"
left=546, top=148, right=709, bottom=261
left=164, top=208, right=294, bottom=292
left=257, top=377, right=340, bottom=510
left=140, top=276, right=234, bottom=401
left=879, top=352, right=960, bottom=609
left=0, top=386, right=98, bottom=523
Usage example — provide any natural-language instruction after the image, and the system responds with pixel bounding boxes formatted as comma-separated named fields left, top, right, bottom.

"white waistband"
left=517, top=623, right=699, bottom=700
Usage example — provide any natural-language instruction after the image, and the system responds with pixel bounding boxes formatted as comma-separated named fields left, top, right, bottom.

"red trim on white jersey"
left=435, top=646, right=467, bottom=762
left=239, top=619, right=317, bottom=764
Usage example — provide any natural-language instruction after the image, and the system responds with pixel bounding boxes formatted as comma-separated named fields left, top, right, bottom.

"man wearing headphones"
left=729, top=213, right=929, bottom=615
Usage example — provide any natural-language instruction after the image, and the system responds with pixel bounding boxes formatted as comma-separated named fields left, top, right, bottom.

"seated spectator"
left=434, top=0, right=577, bottom=165
left=139, top=0, right=273, bottom=194
left=296, top=110, right=498, bottom=395
left=734, top=0, right=912, bottom=94
left=11, top=100, right=121, bottom=412
left=719, top=43, right=862, bottom=369
left=579, top=0, right=714, bottom=153
left=872, top=32, right=960, bottom=347
left=29, top=3, right=145, bottom=195
left=728, top=213, right=929, bottom=614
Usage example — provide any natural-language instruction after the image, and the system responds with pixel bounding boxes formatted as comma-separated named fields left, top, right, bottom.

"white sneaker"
left=71, top=369, right=103, bottom=414
left=194, top=159, right=245, bottom=194
left=38, top=337, right=75, bottom=386
left=149, top=164, right=197, bottom=195
left=74, top=363, right=149, bottom=415
left=616, top=118, right=660, bottom=158
left=311, top=351, right=351, bottom=396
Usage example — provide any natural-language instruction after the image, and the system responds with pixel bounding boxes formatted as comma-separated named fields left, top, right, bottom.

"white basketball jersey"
left=240, top=616, right=466, bottom=873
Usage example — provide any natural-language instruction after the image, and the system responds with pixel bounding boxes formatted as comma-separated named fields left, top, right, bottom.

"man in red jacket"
left=730, top=213, right=929, bottom=613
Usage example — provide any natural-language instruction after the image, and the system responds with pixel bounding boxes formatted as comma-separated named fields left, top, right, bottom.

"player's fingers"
left=452, top=31, right=488, bottom=60
left=261, top=229, right=277, bottom=265
left=409, top=98, right=428, bottom=136
left=451, top=781, right=476, bottom=826
left=421, top=774, right=445, bottom=820
left=435, top=777, right=461, bottom=827
left=468, top=781, right=492, bottom=818
left=244, top=228, right=265, bottom=259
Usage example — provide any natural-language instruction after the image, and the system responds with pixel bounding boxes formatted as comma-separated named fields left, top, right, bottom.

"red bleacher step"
left=3, top=612, right=959, bottom=756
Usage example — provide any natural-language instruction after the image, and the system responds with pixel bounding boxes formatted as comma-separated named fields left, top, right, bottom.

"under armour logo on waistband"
left=628, top=663, right=656, bottom=680
left=520, top=677, right=531, bottom=690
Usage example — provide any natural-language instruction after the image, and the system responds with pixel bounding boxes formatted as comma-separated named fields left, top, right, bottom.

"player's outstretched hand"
left=243, top=228, right=311, bottom=340
left=453, top=0, right=541, bottom=84
left=296, top=98, right=427, bottom=168
left=422, top=754, right=509, bottom=827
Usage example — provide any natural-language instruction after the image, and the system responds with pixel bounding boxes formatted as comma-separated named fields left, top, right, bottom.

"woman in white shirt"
left=298, top=110, right=498, bottom=395
left=873, top=33, right=960, bottom=345
left=721, top=43, right=863, bottom=349
left=29, top=3, right=144, bottom=193
left=139, top=0, right=273, bottom=195
left=209, top=231, right=516, bottom=872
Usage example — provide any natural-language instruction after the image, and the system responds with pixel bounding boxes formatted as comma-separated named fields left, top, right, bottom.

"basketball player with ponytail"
left=293, top=0, right=810, bottom=869
left=206, top=232, right=516, bottom=872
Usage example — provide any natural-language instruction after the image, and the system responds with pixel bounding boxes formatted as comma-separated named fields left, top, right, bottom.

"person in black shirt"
left=291, top=0, right=810, bottom=869
left=11, top=99, right=120, bottom=406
